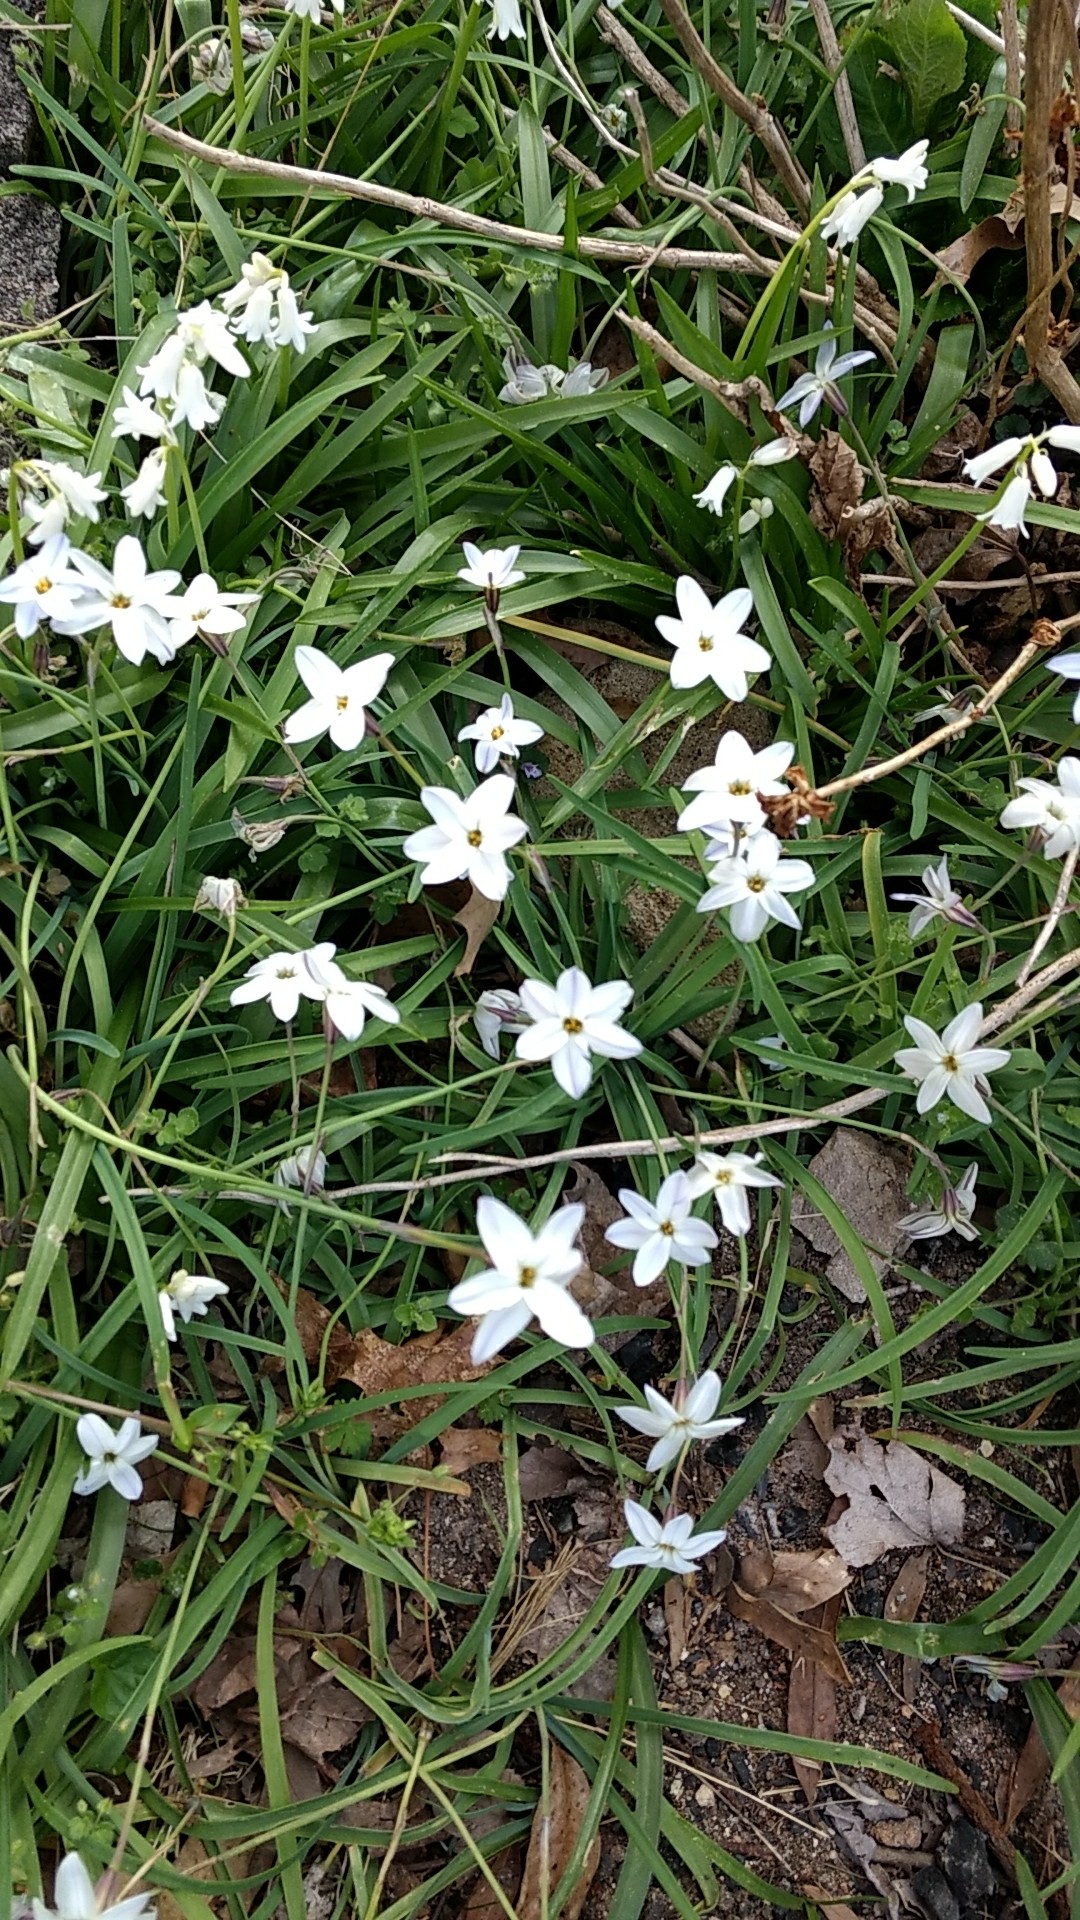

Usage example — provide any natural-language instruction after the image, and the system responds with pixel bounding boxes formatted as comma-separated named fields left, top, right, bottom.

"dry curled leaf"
left=791, top=1130, right=911, bottom=1307
left=518, top=1443, right=580, bottom=1501
left=788, top=1593, right=843, bottom=1804
left=885, top=1548, right=930, bottom=1705
left=452, top=886, right=501, bottom=977
left=739, top=1545, right=852, bottom=1614
left=809, top=430, right=865, bottom=541
left=824, top=1431, right=965, bottom=1568
left=516, top=1745, right=601, bottom=1920
left=439, top=1424, right=502, bottom=1477
left=727, top=1581, right=850, bottom=1686
left=1005, top=1656, right=1080, bottom=1829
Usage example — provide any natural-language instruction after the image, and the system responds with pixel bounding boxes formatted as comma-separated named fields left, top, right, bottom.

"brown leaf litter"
left=823, top=1430, right=966, bottom=1566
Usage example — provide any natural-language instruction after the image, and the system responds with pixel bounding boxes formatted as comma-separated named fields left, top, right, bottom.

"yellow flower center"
left=336, top=694, right=350, bottom=712
left=491, top=725, right=504, bottom=741
left=747, top=875, right=766, bottom=893
left=467, top=829, right=483, bottom=847
left=519, top=1265, right=536, bottom=1287
left=714, top=1170, right=731, bottom=1186
left=35, top=576, right=52, bottom=595
left=563, top=1016, right=584, bottom=1034
left=942, top=1053, right=960, bottom=1073
left=729, top=780, right=752, bottom=795
left=698, top=634, right=714, bottom=652
left=111, top=594, right=132, bottom=610
left=659, top=1220, right=675, bottom=1236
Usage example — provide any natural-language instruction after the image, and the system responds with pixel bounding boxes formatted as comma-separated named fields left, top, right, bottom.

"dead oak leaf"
left=452, top=886, right=501, bottom=977
left=823, top=1430, right=965, bottom=1568
left=439, top=1424, right=502, bottom=1477
left=516, top=1744, right=601, bottom=1920
left=809, top=430, right=865, bottom=542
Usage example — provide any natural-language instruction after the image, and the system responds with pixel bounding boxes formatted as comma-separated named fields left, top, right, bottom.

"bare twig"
left=807, top=0, right=866, bottom=172
left=999, top=0, right=1024, bottom=138
left=142, top=116, right=756, bottom=273
left=541, top=126, right=641, bottom=228
left=653, top=0, right=811, bottom=211
left=811, top=624, right=1059, bottom=803
left=1022, top=0, right=1080, bottom=418
left=1016, top=846, right=1080, bottom=986
left=947, top=0, right=1018, bottom=57
left=618, top=310, right=796, bottom=430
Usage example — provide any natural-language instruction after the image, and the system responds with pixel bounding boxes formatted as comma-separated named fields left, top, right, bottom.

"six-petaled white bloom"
left=230, top=948, right=324, bottom=1023
left=121, top=447, right=169, bottom=520
left=112, top=385, right=174, bottom=443
left=16, top=459, right=107, bottom=543
left=693, top=464, right=738, bottom=515
left=457, top=542, right=525, bottom=594
left=473, top=987, right=530, bottom=1059
left=866, top=139, right=930, bottom=200
left=697, top=829, right=815, bottom=941
left=73, top=1415, right=159, bottom=1501
left=159, top=1268, right=230, bottom=1341
left=678, top=730, right=795, bottom=837
left=1000, top=757, right=1080, bottom=858
left=821, top=183, right=883, bottom=248
left=615, top=1370, right=744, bottom=1473
left=302, top=942, right=401, bottom=1041
left=458, top=692, right=543, bottom=774
left=167, top=572, right=258, bottom=652
left=448, top=1195, right=592, bottom=1361
left=403, top=774, right=527, bottom=901
left=0, top=534, right=84, bottom=639
left=685, top=1149, right=784, bottom=1236
left=656, top=577, right=768, bottom=696
left=610, top=1499, right=728, bottom=1576
left=776, top=323, right=876, bottom=428
left=899, top=1162, right=979, bottom=1243
left=30, top=1850, right=157, bottom=1920
left=893, top=854, right=981, bottom=937
left=194, top=874, right=245, bottom=918
left=282, top=644, right=395, bottom=752
left=285, top=0, right=345, bottom=17
left=489, top=0, right=525, bottom=35
left=1048, top=649, right=1080, bottom=722
left=52, top=536, right=187, bottom=665
left=894, top=1004, right=1010, bottom=1125
left=514, top=966, right=641, bottom=1098
left=605, top=1171, right=718, bottom=1285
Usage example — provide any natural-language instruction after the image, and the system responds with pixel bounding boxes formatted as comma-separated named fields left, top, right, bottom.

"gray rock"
left=942, top=1819, right=995, bottom=1917
left=0, top=1, right=36, bottom=175
left=0, top=191, right=59, bottom=330
left=911, top=1865, right=961, bottom=1920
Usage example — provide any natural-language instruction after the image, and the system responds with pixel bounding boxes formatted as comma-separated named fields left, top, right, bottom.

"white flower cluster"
left=498, top=350, right=609, bottom=405
left=473, top=967, right=640, bottom=1097
left=604, top=1148, right=783, bottom=1283
left=694, top=436, right=798, bottom=531
left=610, top=1370, right=743, bottom=1577
left=671, top=729, right=815, bottom=941
left=963, top=424, right=1080, bottom=537
left=820, top=140, right=930, bottom=249
left=0, top=532, right=255, bottom=667
left=230, top=939, right=400, bottom=1038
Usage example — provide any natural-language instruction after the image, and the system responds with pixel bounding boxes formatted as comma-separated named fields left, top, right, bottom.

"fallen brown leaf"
left=823, top=1431, right=965, bottom=1568
left=516, top=1745, right=601, bottom=1920
left=885, top=1548, right=930, bottom=1706
left=936, top=215, right=1024, bottom=285
left=739, top=1546, right=852, bottom=1615
left=727, top=1582, right=850, bottom=1686
left=518, top=1443, right=580, bottom=1501
left=809, top=431, right=865, bottom=542
left=788, top=1594, right=842, bottom=1805
left=1005, top=1655, right=1080, bottom=1829
left=801, top=1885, right=860, bottom=1920
left=452, top=886, right=501, bottom=977
left=440, top=1425, right=502, bottom=1477
left=664, top=1575, right=690, bottom=1666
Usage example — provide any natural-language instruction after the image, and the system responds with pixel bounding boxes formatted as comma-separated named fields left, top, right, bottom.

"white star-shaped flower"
left=610, top=1499, right=729, bottom=1576
left=697, top=829, right=815, bottom=941
left=302, top=942, right=401, bottom=1041
left=403, top=774, right=527, bottom=901
left=111, top=385, right=175, bottom=443
left=685, top=1149, right=784, bottom=1236
left=513, top=966, right=641, bottom=1098
left=1000, top=758, right=1080, bottom=858
left=458, top=692, right=543, bottom=774
left=0, top=534, right=85, bottom=639
left=121, top=448, right=169, bottom=520
left=776, top=324, right=876, bottom=428
left=229, top=948, right=327, bottom=1023
left=448, top=1195, right=592, bottom=1361
left=677, top=730, right=796, bottom=836
left=282, top=644, right=395, bottom=752
left=655, top=577, right=768, bottom=695
left=159, top=1269, right=230, bottom=1341
left=894, top=1003, right=1010, bottom=1125
left=893, top=854, right=981, bottom=937
left=30, top=1851, right=157, bottom=1920
left=168, top=572, right=258, bottom=652
left=73, top=1415, right=159, bottom=1501
left=898, top=1163, right=979, bottom=1243
left=52, top=535, right=187, bottom=665
left=457, top=542, right=525, bottom=593
left=866, top=139, right=930, bottom=200
left=615, top=1370, right=744, bottom=1473
left=604, top=1172, right=718, bottom=1286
